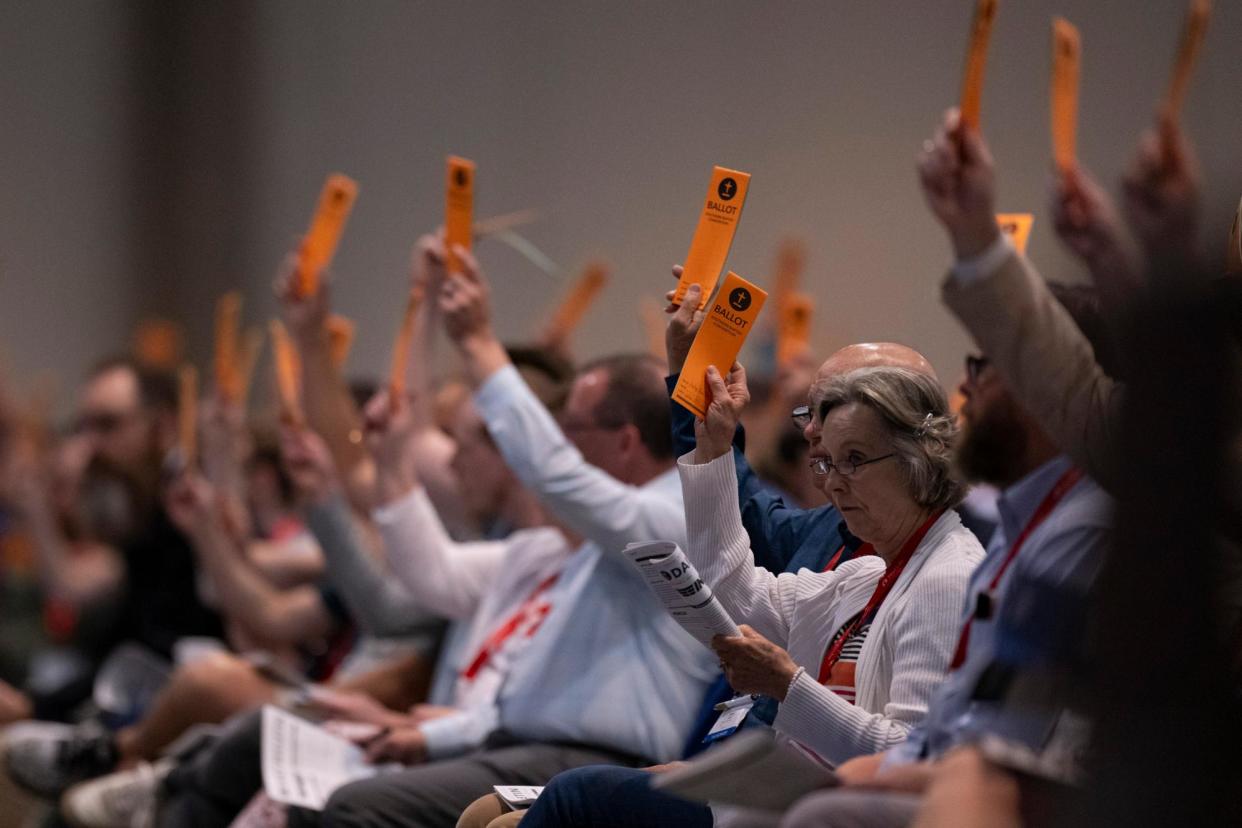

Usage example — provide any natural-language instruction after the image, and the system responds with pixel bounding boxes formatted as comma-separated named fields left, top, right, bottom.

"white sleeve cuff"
left=419, top=707, right=500, bottom=760
left=951, top=234, right=1015, bottom=286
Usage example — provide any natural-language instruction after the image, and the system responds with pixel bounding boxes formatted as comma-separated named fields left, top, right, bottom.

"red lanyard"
left=948, top=467, right=1083, bottom=669
left=817, top=512, right=942, bottom=683
left=461, top=573, right=560, bottom=681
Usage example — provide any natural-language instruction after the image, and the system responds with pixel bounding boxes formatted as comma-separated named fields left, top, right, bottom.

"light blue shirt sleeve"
left=474, top=365, right=687, bottom=553
left=419, top=706, right=500, bottom=761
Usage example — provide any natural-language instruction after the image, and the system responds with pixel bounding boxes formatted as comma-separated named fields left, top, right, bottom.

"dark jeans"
left=520, top=765, right=713, bottom=828
left=158, top=708, right=642, bottom=828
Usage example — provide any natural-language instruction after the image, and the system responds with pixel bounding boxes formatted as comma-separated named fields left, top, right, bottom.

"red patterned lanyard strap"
left=461, top=573, right=560, bottom=681
left=817, top=511, right=943, bottom=683
left=948, top=466, right=1084, bottom=670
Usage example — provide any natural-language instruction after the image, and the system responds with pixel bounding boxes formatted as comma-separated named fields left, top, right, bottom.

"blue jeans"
left=520, top=765, right=713, bottom=828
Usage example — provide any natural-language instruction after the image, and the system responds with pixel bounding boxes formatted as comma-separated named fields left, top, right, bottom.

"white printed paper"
left=260, top=706, right=378, bottom=811
left=493, top=785, right=544, bottom=810
left=623, top=540, right=741, bottom=650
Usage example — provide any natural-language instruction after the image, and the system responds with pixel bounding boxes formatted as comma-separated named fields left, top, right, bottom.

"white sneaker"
left=60, top=758, right=172, bottom=828
left=2, top=720, right=118, bottom=798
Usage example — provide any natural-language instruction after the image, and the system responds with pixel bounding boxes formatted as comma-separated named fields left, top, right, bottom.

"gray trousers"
left=157, top=708, right=642, bottom=828
left=288, top=742, right=643, bottom=828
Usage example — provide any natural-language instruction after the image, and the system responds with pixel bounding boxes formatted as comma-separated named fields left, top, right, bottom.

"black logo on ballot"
left=728, top=287, right=752, bottom=312
left=717, top=177, right=738, bottom=201
left=454, top=167, right=470, bottom=189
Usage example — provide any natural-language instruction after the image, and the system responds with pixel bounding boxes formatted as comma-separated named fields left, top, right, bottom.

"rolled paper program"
left=1050, top=17, right=1082, bottom=173
left=445, top=156, right=476, bottom=275
left=672, top=272, right=768, bottom=419
left=388, top=292, right=422, bottom=398
left=959, top=0, right=1000, bottom=130
left=213, top=291, right=242, bottom=402
left=673, top=166, right=751, bottom=309
left=1163, top=0, right=1211, bottom=123
left=542, top=262, right=610, bottom=346
left=178, top=364, right=198, bottom=468
left=295, top=173, right=359, bottom=298
left=996, top=213, right=1034, bottom=255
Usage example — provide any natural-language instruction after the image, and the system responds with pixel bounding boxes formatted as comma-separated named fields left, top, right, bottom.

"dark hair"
left=579, top=353, right=673, bottom=460
left=1046, top=282, right=1125, bottom=380
left=89, top=355, right=177, bottom=415
left=507, top=344, right=575, bottom=414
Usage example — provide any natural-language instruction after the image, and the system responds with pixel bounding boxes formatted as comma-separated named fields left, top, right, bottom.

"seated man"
left=150, top=235, right=719, bottom=828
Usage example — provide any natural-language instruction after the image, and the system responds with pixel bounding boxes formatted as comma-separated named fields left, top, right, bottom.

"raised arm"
left=164, top=471, right=335, bottom=646
left=281, top=425, right=445, bottom=637
left=361, top=388, right=507, bottom=619
left=918, top=108, right=1123, bottom=490
left=1051, top=165, right=1144, bottom=316
left=664, top=270, right=818, bottom=571
left=437, top=237, right=685, bottom=551
left=677, top=364, right=832, bottom=645
left=273, top=254, right=375, bottom=512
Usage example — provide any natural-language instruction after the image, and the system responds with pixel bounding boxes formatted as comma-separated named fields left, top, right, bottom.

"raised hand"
left=280, top=425, right=340, bottom=507
left=362, top=388, right=419, bottom=503
left=1121, top=114, right=1201, bottom=258
left=272, top=249, right=330, bottom=345
left=1052, top=166, right=1130, bottom=264
left=664, top=266, right=705, bottom=374
left=917, top=108, right=1000, bottom=259
left=693, top=362, right=750, bottom=463
left=711, top=624, right=799, bottom=701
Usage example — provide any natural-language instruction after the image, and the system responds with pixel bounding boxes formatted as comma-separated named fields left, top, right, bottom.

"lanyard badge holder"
left=704, top=694, right=757, bottom=744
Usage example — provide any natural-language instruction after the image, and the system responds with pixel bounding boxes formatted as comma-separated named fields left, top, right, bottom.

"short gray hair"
left=815, top=367, right=965, bottom=511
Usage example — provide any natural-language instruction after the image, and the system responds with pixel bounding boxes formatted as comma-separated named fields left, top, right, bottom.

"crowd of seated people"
left=0, top=81, right=1239, bottom=828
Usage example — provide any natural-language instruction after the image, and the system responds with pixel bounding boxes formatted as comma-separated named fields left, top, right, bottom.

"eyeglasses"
left=791, top=405, right=812, bottom=430
left=809, top=453, right=895, bottom=477
left=965, top=355, right=990, bottom=383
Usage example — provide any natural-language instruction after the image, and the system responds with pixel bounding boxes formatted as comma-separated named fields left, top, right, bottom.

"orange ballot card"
left=543, top=262, right=610, bottom=344
left=673, top=166, right=751, bottom=309
left=1226, top=197, right=1242, bottom=276
left=178, top=364, right=198, bottom=468
left=326, top=315, right=356, bottom=369
left=959, top=0, right=1000, bottom=130
left=295, top=174, right=358, bottom=298
left=1164, top=0, right=1211, bottom=122
left=996, top=213, right=1034, bottom=255
left=1050, top=18, right=1082, bottom=172
left=639, top=297, right=666, bottom=360
left=214, top=291, right=242, bottom=401
left=388, top=292, right=422, bottom=398
left=777, top=292, right=814, bottom=368
left=269, top=320, right=303, bottom=426
left=132, top=319, right=184, bottom=370
left=672, top=272, right=768, bottom=419
left=445, top=156, right=476, bottom=274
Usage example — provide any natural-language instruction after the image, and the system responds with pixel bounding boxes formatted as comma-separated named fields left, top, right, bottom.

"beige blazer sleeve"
left=941, top=251, right=1122, bottom=491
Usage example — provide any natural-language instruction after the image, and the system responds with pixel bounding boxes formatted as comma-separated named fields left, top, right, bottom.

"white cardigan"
left=678, top=450, right=984, bottom=765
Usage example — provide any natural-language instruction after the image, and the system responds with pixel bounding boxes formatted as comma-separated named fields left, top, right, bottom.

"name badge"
left=702, top=696, right=755, bottom=744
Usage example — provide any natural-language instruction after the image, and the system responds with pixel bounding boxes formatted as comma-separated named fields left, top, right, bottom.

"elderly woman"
left=687, top=361, right=983, bottom=765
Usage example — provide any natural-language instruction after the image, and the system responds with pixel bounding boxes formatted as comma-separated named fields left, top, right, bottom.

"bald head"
left=814, top=343, right=937, bottom=386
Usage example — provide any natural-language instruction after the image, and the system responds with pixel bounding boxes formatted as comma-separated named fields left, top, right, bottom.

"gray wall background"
left=3, top=0, right=1240, bottom=413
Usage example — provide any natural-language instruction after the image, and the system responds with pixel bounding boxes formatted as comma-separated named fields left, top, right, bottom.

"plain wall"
left=0, top=2, right=135, bottom=407
left=3, top=1, right=1240, bottom=407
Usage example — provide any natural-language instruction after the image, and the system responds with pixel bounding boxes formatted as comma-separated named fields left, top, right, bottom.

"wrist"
left=776, top=665, right=805, bottom=702
left=459, top=335, right=509, bottom=385
left=375, top=466, right=417, bottom=505
left=951, top=220, right=1001, bottom=261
